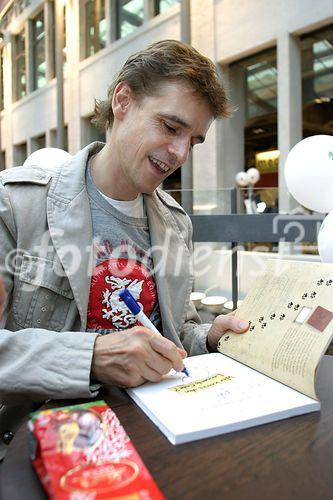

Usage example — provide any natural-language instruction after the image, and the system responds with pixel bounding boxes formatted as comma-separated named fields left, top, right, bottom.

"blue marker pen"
left=119, top=288, right=190, bottom=377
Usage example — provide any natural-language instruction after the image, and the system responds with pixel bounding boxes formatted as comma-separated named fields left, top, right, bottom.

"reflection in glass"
left=156, top=0, right=180, bottom=15
left=239, top=49, right=278, bottom=120
left=85, top=0, right=106, bottom=57
left=232, top=49, right=278, bottom=210
left=301, top=25, right=333, bottom=138
left=32, top=11, right=46, bottom=90
left=14, top=30, right=26, bottom=100
left=119, top=0, right=144, bottom=38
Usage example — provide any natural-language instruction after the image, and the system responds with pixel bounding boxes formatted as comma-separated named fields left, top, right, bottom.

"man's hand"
left=0, top=277, right=6, bottom=318
left=91, top=327, right=187, bottom=388
left=207, top=312, right=249, bottom=351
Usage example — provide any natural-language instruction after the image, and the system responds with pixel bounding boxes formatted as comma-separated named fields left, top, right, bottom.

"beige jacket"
left=0, top=142, right=209, bottom=459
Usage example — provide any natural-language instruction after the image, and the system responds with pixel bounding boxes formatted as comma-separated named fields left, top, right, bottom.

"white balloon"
left=235, top=171, right=249, bottom=187
left=246, top=167, right=260, bottom=184
left=318, top=209, right=333, bottom=262
left=284, top=135, right=333, bottom=213
left=23, top=148, right=72, bottom=168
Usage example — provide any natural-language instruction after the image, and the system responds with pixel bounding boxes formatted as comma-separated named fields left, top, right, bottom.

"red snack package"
left=28, top=400, right=164, bottom=499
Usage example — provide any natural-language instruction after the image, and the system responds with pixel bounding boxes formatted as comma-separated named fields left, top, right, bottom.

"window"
left=232, top=48, right=278, bottom=210
left=31, top=134, right=46, bottom=152
left=81, top=116, right=106, bottom=147
left=81, top=0, right=180, bottom=60
left=13, top=30, right=26, bottom=101
left=241, top=49, right=277, bottom=121
left=84, top=0, right=106, bottom=57
left=118, top=0, right=144, bottom=39
left=49, top=0, right=55, bottom=79
left=0, top=151, right=5, bottom=171
left=32, top=10, right=46, bottom=90
left=0, top=48, right=4, bottom=110
left=50, top=126, right=68, bottom=151
left=301, top=25, right=333, bottom=138
left=239, top=49, right=278, bottom=176
left=154, top=0, right=179, bottom=15
left=13, top=142, right=27, bottom=166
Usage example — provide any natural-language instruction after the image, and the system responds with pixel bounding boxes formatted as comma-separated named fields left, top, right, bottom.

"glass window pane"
left=14, top=31, right=26, bottom=100
left=119, top=0, right=144, bottom=39
left=0, top=151, right=5, bottom=171
left=35, top=43, right=46, bottom=88
left=232, top=49, right=278, bottom=211
left=301, top=25, right=333, bottom=138
left=240, top=49, right=277, bottom=120
left=85, top=0, right=106, bottom=58
left=302, top=31, right=333, bottom=102
left=99, top=18, right=106, bottom=48
left=49, top=0, right=55, bottom=78
left=157, top=0, right=180, bottom=15
left=32, top=11, right=46, bottom=90
left=14, top=142, right=27, bottom=166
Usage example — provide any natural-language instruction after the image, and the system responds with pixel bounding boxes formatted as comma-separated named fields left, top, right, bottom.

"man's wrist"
left=206, top=334, right=216, bottom=353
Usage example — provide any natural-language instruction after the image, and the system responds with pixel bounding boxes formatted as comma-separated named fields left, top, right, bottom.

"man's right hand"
left=91, top=327, right=187, bottom=388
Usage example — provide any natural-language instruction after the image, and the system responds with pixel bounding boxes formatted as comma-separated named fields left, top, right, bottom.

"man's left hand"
left=207, top=313, right=249, bottom=351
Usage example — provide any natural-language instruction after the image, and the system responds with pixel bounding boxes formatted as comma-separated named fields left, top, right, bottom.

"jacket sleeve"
left=0, top=328, right=99, bottom=402
left=180, top=301, right=211, bottom=356
left=0, top=180, right=99, bottom=402
left=177, top=212, right=212, bottom=356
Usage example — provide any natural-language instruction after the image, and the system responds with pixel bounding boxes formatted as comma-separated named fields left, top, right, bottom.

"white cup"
left=201, top=296, right=228, bottom=315
left=223, top=300, right=243, bottom=313
left=190, top=292, right=206, bottom=310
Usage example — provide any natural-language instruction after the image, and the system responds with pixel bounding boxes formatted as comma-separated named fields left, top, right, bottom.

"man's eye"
left=164, top=122, right=176, bottom=133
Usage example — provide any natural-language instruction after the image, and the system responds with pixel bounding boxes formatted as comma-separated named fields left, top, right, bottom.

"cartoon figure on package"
left=56, top=409, right=103, bottom=454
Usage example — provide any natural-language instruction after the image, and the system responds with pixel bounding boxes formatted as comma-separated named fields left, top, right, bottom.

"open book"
left=127, top=260, right=333, bottom=445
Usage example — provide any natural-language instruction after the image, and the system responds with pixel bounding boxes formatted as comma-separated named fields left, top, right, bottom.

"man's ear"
left=112, top=82, right=133, bottom=120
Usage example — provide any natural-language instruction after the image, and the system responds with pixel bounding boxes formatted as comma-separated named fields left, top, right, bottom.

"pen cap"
left=119, top=288, right=141, bottom=315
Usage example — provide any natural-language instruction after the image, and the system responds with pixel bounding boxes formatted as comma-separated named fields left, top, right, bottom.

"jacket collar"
left=48, top=142, right=104, bottom=202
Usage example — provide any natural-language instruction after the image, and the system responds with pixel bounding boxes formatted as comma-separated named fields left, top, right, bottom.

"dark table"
left=2, top=356, right=333, bottom=500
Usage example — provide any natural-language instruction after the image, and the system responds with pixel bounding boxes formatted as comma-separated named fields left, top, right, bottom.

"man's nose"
left=168, top=138, right=190, bottom=166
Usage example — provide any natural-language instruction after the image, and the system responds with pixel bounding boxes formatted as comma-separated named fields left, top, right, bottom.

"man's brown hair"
left=92, top=39, right=231, bottom=131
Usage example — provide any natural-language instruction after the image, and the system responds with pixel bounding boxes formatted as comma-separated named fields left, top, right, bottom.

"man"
left=0, top=40, right=248, bottom=457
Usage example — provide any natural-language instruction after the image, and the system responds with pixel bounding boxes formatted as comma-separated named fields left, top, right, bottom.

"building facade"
left=0, top=0, right=332, bottom=213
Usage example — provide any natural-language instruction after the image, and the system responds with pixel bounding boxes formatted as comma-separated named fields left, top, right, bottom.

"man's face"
left=112, top=81, right=214, bottom=198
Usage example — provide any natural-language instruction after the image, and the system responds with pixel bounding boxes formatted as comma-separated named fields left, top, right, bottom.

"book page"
left=218, top=260, right=333, bottom=399
left=127, top=353, right=319, bottom=444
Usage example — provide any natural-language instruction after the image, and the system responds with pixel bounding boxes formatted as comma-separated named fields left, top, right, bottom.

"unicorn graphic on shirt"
left=101, top=276, right=144, bottom=329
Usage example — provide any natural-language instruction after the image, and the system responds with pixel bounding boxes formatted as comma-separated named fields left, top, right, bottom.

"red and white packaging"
left=28, top=400, right=164, bottom=499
